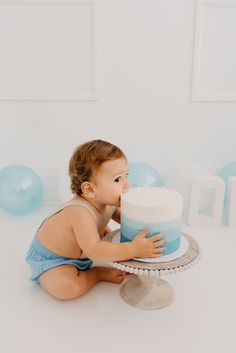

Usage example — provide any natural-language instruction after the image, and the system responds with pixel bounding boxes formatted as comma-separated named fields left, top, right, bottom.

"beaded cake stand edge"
left=111, top=232, right=201, bottom=277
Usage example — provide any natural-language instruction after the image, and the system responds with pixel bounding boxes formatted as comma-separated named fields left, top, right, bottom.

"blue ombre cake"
left=121, top=187, right=183, bottom=256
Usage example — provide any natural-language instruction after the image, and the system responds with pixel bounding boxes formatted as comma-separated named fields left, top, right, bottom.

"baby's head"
left=69, top=139, right=130, bottom=206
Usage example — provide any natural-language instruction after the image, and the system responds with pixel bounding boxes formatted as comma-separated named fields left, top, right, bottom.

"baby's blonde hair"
left=69, top=139, right=127, bottom=195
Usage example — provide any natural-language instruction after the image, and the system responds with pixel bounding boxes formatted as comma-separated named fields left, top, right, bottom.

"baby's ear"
left=81, top=181, right=95, bottom=197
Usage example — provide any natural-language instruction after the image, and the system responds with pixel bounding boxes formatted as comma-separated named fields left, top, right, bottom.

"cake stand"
left=105, top=230, right=200, bottom=310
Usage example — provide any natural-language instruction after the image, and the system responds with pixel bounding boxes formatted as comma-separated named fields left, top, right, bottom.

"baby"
left=26, top=140, right=167, bottom=300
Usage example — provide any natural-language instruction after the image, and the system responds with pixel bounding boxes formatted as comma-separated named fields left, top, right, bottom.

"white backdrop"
left=0, top=0, right=236, bottom=206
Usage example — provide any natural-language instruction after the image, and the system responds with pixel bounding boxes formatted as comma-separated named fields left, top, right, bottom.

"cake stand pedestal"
left=106, top=230, right=200, bottom=310
left=120, top=272, right=175, bottom=310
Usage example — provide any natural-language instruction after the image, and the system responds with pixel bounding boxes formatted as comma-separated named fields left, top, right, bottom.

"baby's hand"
left=131, top=229, right=167, bottom=258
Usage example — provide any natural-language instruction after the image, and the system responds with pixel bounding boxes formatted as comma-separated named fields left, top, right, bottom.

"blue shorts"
left=25, top=235, right=93, bottom=284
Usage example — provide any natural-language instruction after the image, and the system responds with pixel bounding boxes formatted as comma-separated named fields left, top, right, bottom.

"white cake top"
left=121, top=187, right=183, bottom=222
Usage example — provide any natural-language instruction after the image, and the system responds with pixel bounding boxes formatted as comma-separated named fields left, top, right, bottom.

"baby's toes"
left=115, top=276, right=125, bottom=284
left=116, top=269, right=125, bottom=275
left=116, top=272, right=126, bottom=283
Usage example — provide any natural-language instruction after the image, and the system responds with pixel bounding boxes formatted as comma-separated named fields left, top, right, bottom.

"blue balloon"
left=0, top=165, right=43, bottom=215
left=218, top=161, right=236, bottom=205
left=128, top=162, right=165, bottom=187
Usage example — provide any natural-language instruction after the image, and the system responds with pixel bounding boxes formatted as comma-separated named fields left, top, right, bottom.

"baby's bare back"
left=37, top=208, right=83, bottom=258
left=37, top=205, right=112, bottom=259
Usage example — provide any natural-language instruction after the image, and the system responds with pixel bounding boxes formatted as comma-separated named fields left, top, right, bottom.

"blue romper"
left=25, top=199, right=100, bottom=284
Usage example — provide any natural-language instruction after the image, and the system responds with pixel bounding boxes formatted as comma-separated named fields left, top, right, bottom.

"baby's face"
left=93, top=158, right=130, bottom=207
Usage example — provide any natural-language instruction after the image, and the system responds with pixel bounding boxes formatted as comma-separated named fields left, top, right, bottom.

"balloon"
left=128, top=162, right=165, bottom=187
left=218, top=161, right=236, bottom=205
left=0, top=165, right=43, bottom=215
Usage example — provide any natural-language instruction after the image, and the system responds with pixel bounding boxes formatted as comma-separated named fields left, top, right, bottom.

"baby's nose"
left=123, top=180, right=131, bottom=192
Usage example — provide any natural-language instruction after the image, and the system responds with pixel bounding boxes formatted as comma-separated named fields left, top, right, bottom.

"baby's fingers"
left=150, top=233, right=163, bottom=242
left=155, top=239, right=167, bottom=247
left=153, top=246, right=167, bottom=254
left=150, top=253, right=163, bottom=258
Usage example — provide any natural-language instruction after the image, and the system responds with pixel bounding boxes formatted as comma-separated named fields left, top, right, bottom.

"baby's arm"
left=69, top=207, right=166, bottom=262
left=69, top=206, right=133, bottom=261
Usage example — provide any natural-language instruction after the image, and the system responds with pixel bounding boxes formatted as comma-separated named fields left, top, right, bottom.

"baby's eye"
left=114, top=177, right=121, bottom=183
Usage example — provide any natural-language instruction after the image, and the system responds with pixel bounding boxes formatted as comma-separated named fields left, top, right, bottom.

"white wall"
left=0, top=0, right=236, bottom=206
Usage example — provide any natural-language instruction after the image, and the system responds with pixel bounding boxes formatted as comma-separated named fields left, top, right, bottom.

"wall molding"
left=0, top=0, right=98, bottom=101
left=192, top=0, right=236, bottom=101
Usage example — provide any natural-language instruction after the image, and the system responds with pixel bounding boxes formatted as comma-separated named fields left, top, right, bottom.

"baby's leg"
left=39, top=265, right=126, bottom=300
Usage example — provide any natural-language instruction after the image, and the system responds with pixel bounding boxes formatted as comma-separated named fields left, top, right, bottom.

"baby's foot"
left=95, top=266, right=126, bottom=284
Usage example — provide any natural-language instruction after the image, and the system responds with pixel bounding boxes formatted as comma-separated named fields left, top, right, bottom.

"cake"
left=120, top=187, right=183, bottom=255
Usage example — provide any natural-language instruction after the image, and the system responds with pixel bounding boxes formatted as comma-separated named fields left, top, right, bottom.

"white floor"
left=0, top=206, right=235, bottom=353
